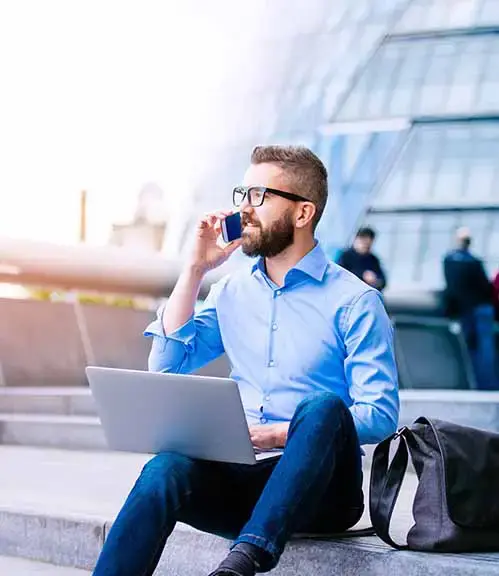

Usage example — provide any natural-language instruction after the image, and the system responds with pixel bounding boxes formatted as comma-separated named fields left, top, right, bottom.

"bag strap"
left=369, top=427, right=412, bottom=550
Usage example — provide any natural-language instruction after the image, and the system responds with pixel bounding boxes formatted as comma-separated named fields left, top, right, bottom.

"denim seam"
left=236, top=409, right=348, bottom=565
left=259, top=416, right=346, bottom=555
left=233, top=533, right=280, bottom=563
left=140, top=488, right=193, bottom=576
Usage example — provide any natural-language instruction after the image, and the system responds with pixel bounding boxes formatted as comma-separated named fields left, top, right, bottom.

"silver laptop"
left=85, top=366, right=282, bottom=465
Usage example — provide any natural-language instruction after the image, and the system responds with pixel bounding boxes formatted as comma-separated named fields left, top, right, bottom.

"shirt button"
left=265, top=395, right=270, bottom=401
left=276, top=290, right=281, bottom=296
left=260, top=417, right=268, bottom=424
left=272, top=323, right=278, bottom=331
left=268, top=360, right=275, bottom=367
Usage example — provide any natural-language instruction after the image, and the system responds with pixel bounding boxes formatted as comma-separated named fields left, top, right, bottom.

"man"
left=493, top=269, right=499, bottom=322
left=337, top=227, right=387, bottom=291
left=443, top=227, right=497, bottom=390
left=93, top=146, right=399, bottom=576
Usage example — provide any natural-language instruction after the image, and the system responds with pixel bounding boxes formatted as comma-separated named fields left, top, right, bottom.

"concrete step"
left=0, top=387, right=96, bottom=416
left=1, top=389, right=499, bottom=453
left=399, top=390, right=499, bottom=432
left=0, top=446, right=498, bottom=576
left=0, top=555, right=90, bottom=575
left=0, top=413, right=107, bottom=450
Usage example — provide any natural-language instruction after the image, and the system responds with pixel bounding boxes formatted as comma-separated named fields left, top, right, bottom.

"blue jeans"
left=461, top=304, right=498, bottom=390
left=93, top=392, right=364, bottom=575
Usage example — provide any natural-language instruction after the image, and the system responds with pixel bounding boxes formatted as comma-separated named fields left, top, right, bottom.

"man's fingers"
left=199, top=210, right=236, bottom=233
left=213, top=209, right=235, bottom=220
left=199, top=214, right=217, bottom=229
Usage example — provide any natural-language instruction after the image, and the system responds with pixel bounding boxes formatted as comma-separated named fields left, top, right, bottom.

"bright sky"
left=0, top=1, right=264, bottom=246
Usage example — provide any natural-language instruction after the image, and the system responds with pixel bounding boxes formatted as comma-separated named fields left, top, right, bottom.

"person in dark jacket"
left=337, top=227, right=387, bottom=291
left=443, top=227, right=497, bottom=390
left=493, top=269, right=499, bottom=322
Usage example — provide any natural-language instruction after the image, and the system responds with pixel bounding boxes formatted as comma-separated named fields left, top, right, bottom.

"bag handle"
left=369, top=427, right=412, bottom=550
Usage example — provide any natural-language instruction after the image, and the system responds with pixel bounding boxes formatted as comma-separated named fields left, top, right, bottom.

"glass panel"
left=461, top=212, right=491, bottom=255
left=446, top=38, right=485, bottom=113
left=447, top=0, right=480, bottom=28
left=343, top=133, right=371, bottom=180
left=363, top=214, right=395, bottom=267
left=425, top=1, right=451, bottom=29
left=325, top=3, right=348, bottom=31
left=339, top=76, right=370, bottom=119
left=420, top=213, right=460, bottom=287
left=416, top=41, right=454, bottom=115
left=389, top=41, right=430, bottom=116
left=404, top=126, right=442, bottom=204
left=477, top=0, right=499, bottom=24
left=373, top=170, right=405, bottom=207
left=395, top=0, right=482, bottom=32
left=390, top=214, right=424, bottom=285
left=396, top=2, right=428, bottom=33
left=339, top=34, right=499, bottom=121
left=476, top=38, right=499, bottom=111
left=432, top=126, right=471, bottom=203
left=487, top=213, right=499, bottom=262
left=365, top=45, right=401, bottom=118
left=464, top=124, right=499, bottom=203
left=349, top=0, right=370, bottom=22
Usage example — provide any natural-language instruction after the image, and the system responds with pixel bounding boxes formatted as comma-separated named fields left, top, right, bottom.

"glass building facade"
left=166, top=0, right=499, bottom=291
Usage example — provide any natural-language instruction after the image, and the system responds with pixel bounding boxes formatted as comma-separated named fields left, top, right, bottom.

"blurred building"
left=110, top=183, right=167, bottom=252
left=337, top=0, right=499, bottom=290
left=165, top=0, right=499, bottom=291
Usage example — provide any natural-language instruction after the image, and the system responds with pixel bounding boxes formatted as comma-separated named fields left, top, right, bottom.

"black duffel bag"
left=370, top=416, right=499, bottom=552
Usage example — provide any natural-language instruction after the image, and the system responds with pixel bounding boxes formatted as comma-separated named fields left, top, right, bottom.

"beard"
left=241, top=209, right=295, bottom=258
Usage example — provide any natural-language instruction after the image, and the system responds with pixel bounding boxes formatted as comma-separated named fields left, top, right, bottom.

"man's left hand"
left=249, top=423, right=290, bottom=450
left=362, top=270, right=378, bottom=286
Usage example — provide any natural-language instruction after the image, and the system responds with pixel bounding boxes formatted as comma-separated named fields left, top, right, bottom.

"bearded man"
left=93, top=145, right=399, bottom=576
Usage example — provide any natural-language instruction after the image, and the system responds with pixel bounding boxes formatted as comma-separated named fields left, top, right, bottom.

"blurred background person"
left=337, top=227, right=387, bottom=292
left=443, top=227, right=497, bottom=390
left=493, top=269, right=499, bottom=322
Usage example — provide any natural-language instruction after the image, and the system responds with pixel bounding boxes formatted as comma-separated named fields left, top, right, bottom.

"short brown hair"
left=251, top=145, right=328, bottom=230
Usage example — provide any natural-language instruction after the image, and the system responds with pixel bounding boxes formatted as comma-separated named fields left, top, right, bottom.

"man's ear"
left=295, top=202, right=316, bottom=229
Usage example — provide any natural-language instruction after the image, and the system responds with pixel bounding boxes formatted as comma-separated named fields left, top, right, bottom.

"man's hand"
left=189, top=210, right=242, bottom=274
left=362, top=270, right=378, bottom=287
left=249, top=423, right=289, bottom=450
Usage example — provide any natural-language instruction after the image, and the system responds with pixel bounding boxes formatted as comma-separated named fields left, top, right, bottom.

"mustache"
left=241, top=215, right=260, bottom=227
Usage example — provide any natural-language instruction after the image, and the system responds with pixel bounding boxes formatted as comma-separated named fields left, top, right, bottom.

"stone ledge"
left=1, top=508, right=499, bottom=576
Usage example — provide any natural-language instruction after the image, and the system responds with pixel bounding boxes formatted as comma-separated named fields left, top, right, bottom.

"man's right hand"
left=189, top=211, right=242, bottom=275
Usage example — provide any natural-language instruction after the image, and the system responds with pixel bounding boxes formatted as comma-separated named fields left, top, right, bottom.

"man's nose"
left=239, top=195, right=252, bottom=212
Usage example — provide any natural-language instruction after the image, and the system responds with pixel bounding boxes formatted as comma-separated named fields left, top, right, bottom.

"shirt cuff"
left=143, top=306, right=196, bottom=347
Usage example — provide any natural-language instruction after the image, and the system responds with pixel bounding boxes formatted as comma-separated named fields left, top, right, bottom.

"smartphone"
left=221, top=212, right=242, bottom=243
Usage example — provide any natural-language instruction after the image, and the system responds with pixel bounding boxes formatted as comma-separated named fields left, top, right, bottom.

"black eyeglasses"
left=232, top=185, right=309, bottom=208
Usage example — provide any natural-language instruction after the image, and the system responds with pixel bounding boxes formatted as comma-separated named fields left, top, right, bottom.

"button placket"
left=267, top=289, right=278, bottom=369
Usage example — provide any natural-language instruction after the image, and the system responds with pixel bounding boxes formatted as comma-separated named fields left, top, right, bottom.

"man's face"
left=353, top=235, right=373, bottom=255
left=239, top=163, right=296, bottom=259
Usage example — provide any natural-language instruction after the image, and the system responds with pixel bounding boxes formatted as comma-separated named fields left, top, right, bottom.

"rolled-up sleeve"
left=144, top=281, right=225, bottom=374
left=343, top=290, right=399, bottom=445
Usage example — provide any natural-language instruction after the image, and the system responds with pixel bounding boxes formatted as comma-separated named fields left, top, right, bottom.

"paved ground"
left=0, top=555, right=90, bottom=574
left=0, top=444, right=416, bottom=535
left=0, top=445, right=150, bottom=522
left=2, top=445, right=499, bottom=576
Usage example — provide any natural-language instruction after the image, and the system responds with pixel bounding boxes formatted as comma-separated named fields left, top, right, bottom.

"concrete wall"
left=0, top=297, right=496, bottom=388
left=0, top=299, right=155, bottom=387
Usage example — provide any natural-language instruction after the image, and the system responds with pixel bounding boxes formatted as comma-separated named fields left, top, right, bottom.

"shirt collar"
left=251, top=242, right=329, bottom=283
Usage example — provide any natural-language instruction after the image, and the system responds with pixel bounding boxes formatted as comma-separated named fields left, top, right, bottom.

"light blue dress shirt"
left=144, top=243, right=399, bottom=445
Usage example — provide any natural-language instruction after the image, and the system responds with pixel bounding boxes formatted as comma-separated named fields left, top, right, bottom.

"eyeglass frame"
left=232, top=185, right=310, bottom=208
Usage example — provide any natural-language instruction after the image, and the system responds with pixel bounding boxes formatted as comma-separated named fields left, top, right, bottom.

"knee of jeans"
left=139, top=452, right=197, bottom=490
left=295, top=391, right=347, bottom=421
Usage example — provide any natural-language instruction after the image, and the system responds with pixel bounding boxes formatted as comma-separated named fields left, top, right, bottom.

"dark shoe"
left=207, top=548, right=256, bottom=576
